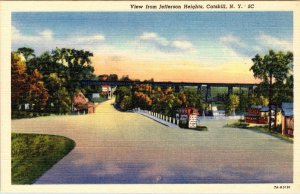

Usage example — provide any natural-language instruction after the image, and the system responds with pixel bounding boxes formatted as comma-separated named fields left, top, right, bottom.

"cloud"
left=138, top=32, right=168, bottom=46
left=12, top=25, right=105, bottom=54
left=256, top=32, right=292, bottom=51
left=220, top=34, right=253, bottom=57
left=136, top=32, right=194, bottom=53
left=172, top=40, right=193, bottom=50
left=39, top=30, right=53, bottom=40
left=220, top=33, right=292, bottom=58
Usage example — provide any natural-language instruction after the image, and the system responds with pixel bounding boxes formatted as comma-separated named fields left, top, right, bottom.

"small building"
left=281, top=102, right=294, bottom=137
left=260, top=106, right=282, bottom=125
left=245, top=106, right=268, bottom=124
left=73, top=91, right=95, bottom=114
left=245, top=105, right=281, bottom=125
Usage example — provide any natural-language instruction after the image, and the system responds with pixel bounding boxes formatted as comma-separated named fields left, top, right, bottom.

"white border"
left=1, top=1, right=300, bottom=193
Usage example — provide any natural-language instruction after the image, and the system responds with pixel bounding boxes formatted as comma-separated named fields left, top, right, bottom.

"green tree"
left=226, top=94, right=240, bottom=115
left=250, top=50, right=293, bottom=130
left=115, top=86, right=132, bottom=106
left=183, top=88, right=203, bottom=108
left=17, top=47, right=35, bottom=61
left=120, top=95, right=133, bottom=111
left=52, top=48, right=95, bottom=94
left=47, top=73, right=71, bottom=114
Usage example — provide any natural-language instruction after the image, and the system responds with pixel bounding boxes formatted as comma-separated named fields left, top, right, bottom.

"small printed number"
left=274, top=185, right=291, bottom=189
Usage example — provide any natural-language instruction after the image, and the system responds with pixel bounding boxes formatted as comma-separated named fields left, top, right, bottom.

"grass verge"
left=181, top=125, right=208, bottom=131
left=12, top=133, right=75, bottom=184
left=225, top=122, right=293, bottom=143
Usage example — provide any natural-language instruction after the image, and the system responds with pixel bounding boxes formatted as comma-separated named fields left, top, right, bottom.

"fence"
left=132, top=108, right=243, bottom=123
left=132, top=108, right=180, bottom=126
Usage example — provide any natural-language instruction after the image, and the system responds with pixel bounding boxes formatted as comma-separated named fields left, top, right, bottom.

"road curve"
left=12, top=99, right=293, bottom=183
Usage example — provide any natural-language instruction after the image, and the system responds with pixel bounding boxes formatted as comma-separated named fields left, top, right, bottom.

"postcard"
left=0, top=1, right=299, bottom=193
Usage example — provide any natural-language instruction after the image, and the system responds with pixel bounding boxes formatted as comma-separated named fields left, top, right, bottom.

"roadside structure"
left=73, top=91, right=95, bottom=114
left=281, top=102, right=294, bottom=137
left=245, top=106, right=268, bottom=124
left=177, top=107, right=200, bottom=128
left=245, top=106, right=282, bottom=125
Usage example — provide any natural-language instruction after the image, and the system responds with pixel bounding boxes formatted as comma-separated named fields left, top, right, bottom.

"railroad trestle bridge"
left=80, top=80, right=258, bottom=102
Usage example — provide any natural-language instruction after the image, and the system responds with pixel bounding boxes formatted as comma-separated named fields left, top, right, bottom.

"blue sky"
left=12, top=12, right=293, bottom=82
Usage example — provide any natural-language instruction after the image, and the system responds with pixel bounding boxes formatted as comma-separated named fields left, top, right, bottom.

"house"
left=245, top=106, right=268, bottom=124
left=73, top=92, right=95, bottom=114
left=245, top=105, right=281, bottom=125
left=281, top=102, right=294, bottom=137
left=260, top=106, right=282, bottom=126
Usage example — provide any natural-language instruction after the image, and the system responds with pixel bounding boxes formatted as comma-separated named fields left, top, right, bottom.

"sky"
left=12, top=12, right=293, bottom=83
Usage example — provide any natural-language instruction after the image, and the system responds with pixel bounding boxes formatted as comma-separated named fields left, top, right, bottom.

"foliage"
left=114, top=79, right=205, bottom=116
left=120, top=95, right=133, bottom=111
left=11, top=52, right=49, bottom=114
left=133, top=92, right=152, bottom=109
left=249, top=94, right=269, bottom=106
left=226, top=94, right=240, bottom=115
left=250, top=50, right=293, bottom=129
left=11, top=52, right=28, bottom=111
left=12, top=47, right=99, bottom=117
left=27, top=69, right=49, bottom=112
left=17, top=47, right=35, bottom=61
left=12, top=133, right=75, bottom=184
left=47, top=73, right=71, bottom=114
left=98, top=74, right=118, bottom=81
left=183, top=88, right=203, bottom=108
left=115, top=86, right=132, bottom=105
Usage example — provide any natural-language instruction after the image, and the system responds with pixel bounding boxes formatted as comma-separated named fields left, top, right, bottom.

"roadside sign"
left=188, top=114, right=197, bottom=128
left=180, top=115, right=188, bottom=125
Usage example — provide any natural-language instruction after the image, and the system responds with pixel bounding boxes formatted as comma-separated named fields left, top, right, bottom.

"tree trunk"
left=274, top=104, right=278, bottom=130
left=268, top=74, right=273, bottom=131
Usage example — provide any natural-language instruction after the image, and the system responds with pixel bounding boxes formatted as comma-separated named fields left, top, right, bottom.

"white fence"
left=132, top=108, right=243, bottom=123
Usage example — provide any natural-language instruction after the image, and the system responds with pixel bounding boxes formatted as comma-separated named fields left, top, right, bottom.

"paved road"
left=12, top=99, right=293, bottom=183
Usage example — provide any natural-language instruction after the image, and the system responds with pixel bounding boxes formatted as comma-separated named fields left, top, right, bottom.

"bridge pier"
left=248, top=86, right=254, bottom=97
left=174, top=85, right=180, bottom=93
left=228, top=86, right=233, bottom=96
left=206, top=85, right=211, bottom=102
left=197, top=85, right=202, bottom=94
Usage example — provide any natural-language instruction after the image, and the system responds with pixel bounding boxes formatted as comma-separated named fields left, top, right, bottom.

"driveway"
left=11, top=99, right=293, bottom=183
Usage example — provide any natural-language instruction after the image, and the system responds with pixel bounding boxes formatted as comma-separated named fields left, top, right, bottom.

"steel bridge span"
left=80, top=80, right=258, bottom=101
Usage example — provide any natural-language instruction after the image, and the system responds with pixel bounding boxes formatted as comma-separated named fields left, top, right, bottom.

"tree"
left=27, top=69, right=49, bottom=112
left=183, top=88, right=203, bottom=108
left=151, top=87, right=182, bottom=116
left=250, top=50, right=293, bottom=130
left=52, top=48, right=95, bottom=94
left=17, top=47, right=35, bottom=61
left=115, top=86, right=132, bottom=105
left=108, top=74, right=118, bottom=81
left=120, top=95, right=133, bottom=111
left=133, top=92, right=152, bottom=109
left=226, top=94, right=240, bottom=115
left=11, top=52, right=28, bottom=111
left=47, top=73, right=71, bottom=114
